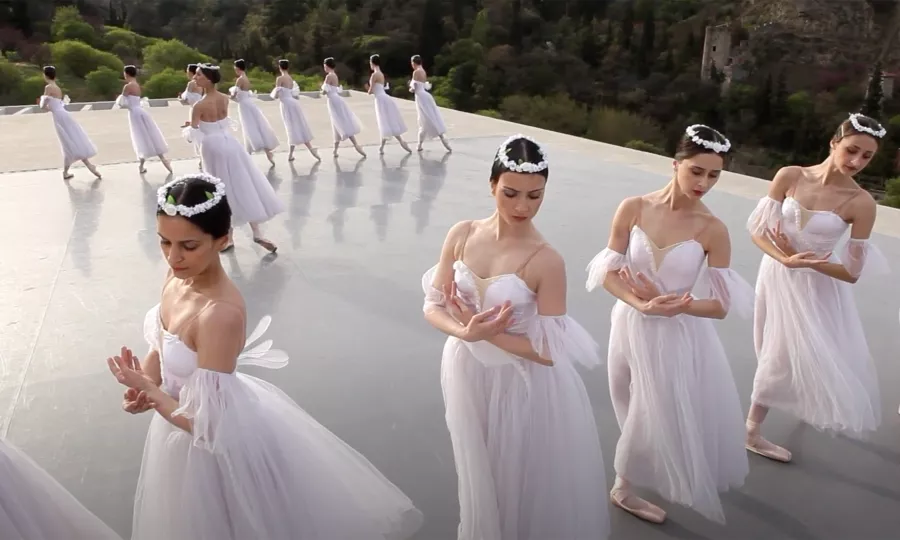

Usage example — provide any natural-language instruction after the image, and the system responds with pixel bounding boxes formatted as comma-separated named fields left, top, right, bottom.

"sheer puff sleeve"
left=421, top=264, right=446, bottom=314
left=746, top=196, right=782, bottom=237
left=527, top=315, right=602, bottom=369
left=839, top=238, right=889, bottom=280
left=585, top=248, right=627, bottom=292
left=694, top=267, right=755, bottom=319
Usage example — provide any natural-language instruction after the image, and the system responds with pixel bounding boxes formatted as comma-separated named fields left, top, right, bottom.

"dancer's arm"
left=366, top=73, right=374, bottom=94
left=684, top=219, right=730, bottom=319
left=807, top=195, right=877, bottom=284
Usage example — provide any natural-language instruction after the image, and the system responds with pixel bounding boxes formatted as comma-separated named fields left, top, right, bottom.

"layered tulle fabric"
left=41, top=95, right=97, bottom=166
left=409, top=80, right=446, bottom=139
left=748, top=196, right=888, bottom=437
left=372, top=83, right=408, bottom=138
left=271, top=82, right=314, bottom=145
left=0, top=438, right=121, bottom=540
left=229, top=87, right=279, bottom=153
left=133, top=305, right=423, bottom=540
left=322, top=83, right=362, bottom=141
left=116, top=94, right=169, bottom=159
left=182, top=120, right=284, bottom=225
left=422, top=263, right=610, bottom=540
left=587, top=226, right=749, bottom=523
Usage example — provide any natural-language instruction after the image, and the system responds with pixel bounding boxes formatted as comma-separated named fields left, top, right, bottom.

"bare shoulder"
left=198, top=301, right=245, bottom=337
left=774, top=165, right=803, bottom=187
left=704, top=213, right=730, bottom=242
left=615, top=195, right=644, bottom=217
left=533, top=244, right=566, bottom=276
left=446, top=219, right=473, bottom=242
left=850, top=188, right=877, bottom=217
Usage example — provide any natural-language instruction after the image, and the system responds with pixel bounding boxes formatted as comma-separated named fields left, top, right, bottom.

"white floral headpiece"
left=495, top=134, right=549, bottom=174
left=198, top=63, right=220, bottom=71
left=685, top=124, right=731, bottom=154
left=157, top=173, right=226, bottom=217
left=848, top=113, right=886, bottom=139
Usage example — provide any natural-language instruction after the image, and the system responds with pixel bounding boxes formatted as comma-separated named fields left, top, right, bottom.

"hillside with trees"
left=3, top=0, right=900, bottom=202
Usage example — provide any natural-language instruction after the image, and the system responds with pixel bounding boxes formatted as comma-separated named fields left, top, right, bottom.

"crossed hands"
left=766, top=221, right=830, bottom=269
left=618, top=267, right=692, bottom=317
left=442, top=282, right=514, bottom=342
left=107, top=346, right=157, bottom=415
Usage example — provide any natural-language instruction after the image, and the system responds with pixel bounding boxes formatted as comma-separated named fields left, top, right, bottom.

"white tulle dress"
left=421, top=255, right=610, bottom=540
left=371, top=82, right=407, bottom=138
left=409, top=80, right=446, bottom=140
left=322, top=82, right=362, bottom=141
left=747, top=195, right=889, bottom=436
left=229, top=86, right=279, bottom=154
left=132, top=304, right=424, bottom=540
left=40, top=95, right=97, bottom=167
left=115, top=94, right=169, bottom=160
left=586, top=226, right=752, bottom=524
left=0, top=438, right=121, bottom=540
left=183, top=120, right=284, bottom=225
left=270, top=81, right=314, bottom=145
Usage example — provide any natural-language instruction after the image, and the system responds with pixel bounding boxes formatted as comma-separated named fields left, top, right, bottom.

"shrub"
left=142, top=39, right=212, bottom=74
left=50, top=40, right=123, bottom=78
left=0, top=59, right=23, bottom=97
left=499, top=94, right=590, bottom=136
left=20, top=75, right=48, bottom=104
left=85, top=66, right=122, bottom=100
left=476, top=109, right=502, bottom=119
left=143, top=68, right=186, bottom=99
left=625, top=140, right=667, bottom=155
left=294, top=74, right=320, bottom=92
left=882, top=177, right=900, bottom=208
left=586, top=107, right=666, bottom=147
left=51, top=6, right=97, bottom=46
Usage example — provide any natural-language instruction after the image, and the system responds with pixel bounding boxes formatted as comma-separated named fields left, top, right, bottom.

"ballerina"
left=586, top=125, right=751, bottom=524
left=230, top=59, right=278, bottom=166
left=367, top=54, right=412, bottom=155
left=39, top=65, right=101, bottom=181
left=0, top=437, right=122, bottom=540
left=409, top=55, right=451, bottom=153
left=116, top=65, right=173, bottom=174
left=745, top=113, right=890, bottom=462
left=179, top=63, right=204, bottom=169
left=271, top=58, right=320, bottom=162
left=422, top=134, right=610, bottom=540
left=106, top=173, right=423, bottom=540
left=321, top=57, right=366, bottom=158
left=183, top=63, right=282, bottom=253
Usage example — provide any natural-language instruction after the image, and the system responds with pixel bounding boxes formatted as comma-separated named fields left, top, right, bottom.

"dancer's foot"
left=266, top=151, right=276, bottom=167
left=253, top=237, right=277, bottom=253
left=416, top=145, right=424, bottom=152
left=310, top=148, right=322, bottom=161
left=441, top=138, right=452, bottom=152
left=288, top=148, right=295, bottom=162
left=161, top=157, right=173, bottom=174
left=610, top=480, right=666, bottom=524
left=138, top=159, right=147, bottom=174
left=355, top=144, right=367, bottom=158
left=746, top=431, right=792, bottom=463
left=63, top=172, right=74, bottom=181
left=400, top=140, right=412, bottom=153
left=379, top=140, right=386, bottom=155
left=88, top=165, right=102, bottom=179
left=198, top=160, right=203, bottom=170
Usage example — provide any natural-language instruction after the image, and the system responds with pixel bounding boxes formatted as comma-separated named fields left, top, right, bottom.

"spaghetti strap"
left=458, top=221, right=474, bottom=261
left=516, top=243, right=548, bottom=274
left=833, top=189, right=864, bottom=214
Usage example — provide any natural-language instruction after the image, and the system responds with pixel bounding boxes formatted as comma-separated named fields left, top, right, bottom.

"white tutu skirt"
left=373, top=88, right=407, bottom=138
left=127, top=106, right=169, bottom=159
left=184, top=122, right=284, bottom=226
left=43, top=96, right=97, bottom=167
left=608, top=302, right=749, bottom=523
left=325, top=94, right=362, bottom=141
left=132, top=372, right=423, bottom=540
left=411, top=83, right=446, bottom=139
left=0, top=438, right=121, bottom=540
left=275, top=93, right=314, bottom=145
left=236, top=97, right=280, bottom=153
left=752, top=255, right=881, bottom=435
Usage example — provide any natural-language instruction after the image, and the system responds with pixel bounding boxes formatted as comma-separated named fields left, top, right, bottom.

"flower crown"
left=685, top=124, right=731, bottom=154
left=495, top=134, right=549, bottom=174
left=848, top=113, right=886, bottom=138
left=157, top=173, right=226, bottom=217
left=198, top=63, right=220, bottom=71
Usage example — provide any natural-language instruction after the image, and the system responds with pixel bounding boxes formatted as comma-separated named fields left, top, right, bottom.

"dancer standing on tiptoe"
left=409, top=54, right=452, bottom=153
left=367, top=54, right=412, bottom=155
left=117, top=64, right=173, bottom=175
left=39, top=65, right=102, bottom=181
left=230, top=59, right=278, bottom=166
left=271, top=58, right=320, bottom=162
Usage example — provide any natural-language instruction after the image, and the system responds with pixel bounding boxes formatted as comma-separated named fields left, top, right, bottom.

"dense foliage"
left=2, top=0, right=900, bottom=201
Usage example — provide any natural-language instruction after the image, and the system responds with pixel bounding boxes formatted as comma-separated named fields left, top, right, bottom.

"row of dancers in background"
left=37, top=53, right=451, bottom=180
left=1, top=116, right=890, bottom=539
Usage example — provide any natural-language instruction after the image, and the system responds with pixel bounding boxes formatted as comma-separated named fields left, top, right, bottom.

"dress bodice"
left=144, top=304, right=199, bottom=398
left=40, top=95, right=69, bottom=113
left=116, top=94, right=148, bottom=111
left=453, top=261, right=537, bottom=336
left=372, top=82, right=388, bottom=96
left=197, top=118, right=236, bottom=134
left=321, top=82, right=343, bottom=99
left=626, top=226, right=706, bottom=295
left=780, top=197, right=849, bottom=256
left=229, top=86, right=255, bottom=103
left=272, top=83, right=297, bottom=101
left=408, top=80, right=432, bottom=94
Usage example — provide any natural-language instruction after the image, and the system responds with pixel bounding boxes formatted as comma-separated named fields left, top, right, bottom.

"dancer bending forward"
left=108, top=173, right=423, bottom=540
left=587, top=125, right=751, bottom=524
left=423, top=134, right=609, bottom=540
left=745, top=113, right=890, bottom=462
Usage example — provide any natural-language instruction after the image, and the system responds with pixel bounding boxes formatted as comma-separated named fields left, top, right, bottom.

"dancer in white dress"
left=745, top=113, right=890, bottom=462
left=586, top=125, right=751, bottom=525
left=184, top=64, right=282, bottom=253
left=230, top=59, right=278, bottom=166
left=367, top=54, right=412, bottom=155
left=116, top=65, right=173, bottom=174
left=39, top=66, right=102, bottom=181
left=106, top=173, right=423, bottom=540
left=0, top=437, right=122, bottom=540
left=179, top=63, right=204, bottom=169
left=422, top=134, right=610, bottom=540
left=270, top=58, right=320, bottom=162
left=409, top=55, right=451, bottom=153
left=322, top=57, right=366, bottom=158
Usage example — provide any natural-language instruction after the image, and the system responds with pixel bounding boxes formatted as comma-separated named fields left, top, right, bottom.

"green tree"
left=142, top=39, right=212, bottom=75
left=85, top=66, right=121, bottom=99
left=636, top=5, right=655, bottom=76
left=862, top=62, right=884, bottom=119
left=51, top=6, right=97, bottom=46
left=756, top=73, right=773, bottom=125
left=620, top=1, right=634, bottom=49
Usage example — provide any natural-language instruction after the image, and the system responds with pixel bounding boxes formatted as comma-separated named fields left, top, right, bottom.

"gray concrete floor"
left=1, top=134, right=900, bottom=540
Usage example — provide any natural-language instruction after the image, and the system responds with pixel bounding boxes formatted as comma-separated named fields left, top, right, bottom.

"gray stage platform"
left=1, top=136, right=900, bottom=540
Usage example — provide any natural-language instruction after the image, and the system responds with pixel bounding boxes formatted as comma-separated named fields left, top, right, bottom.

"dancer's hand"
left=458, top=303, right=514, bottom=343
left=122, top=388, right=156, bottom=414
left=640, top=293, right=693, bottom=317
left=107, top=347, right=156, bottom=392
left=767, top=222, right=797, bottom=257
left=444, top=282, right=474, bottom=325
left=783, top=251, right=832, bottom=269
left=619, top=267, right=661, bottom=301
